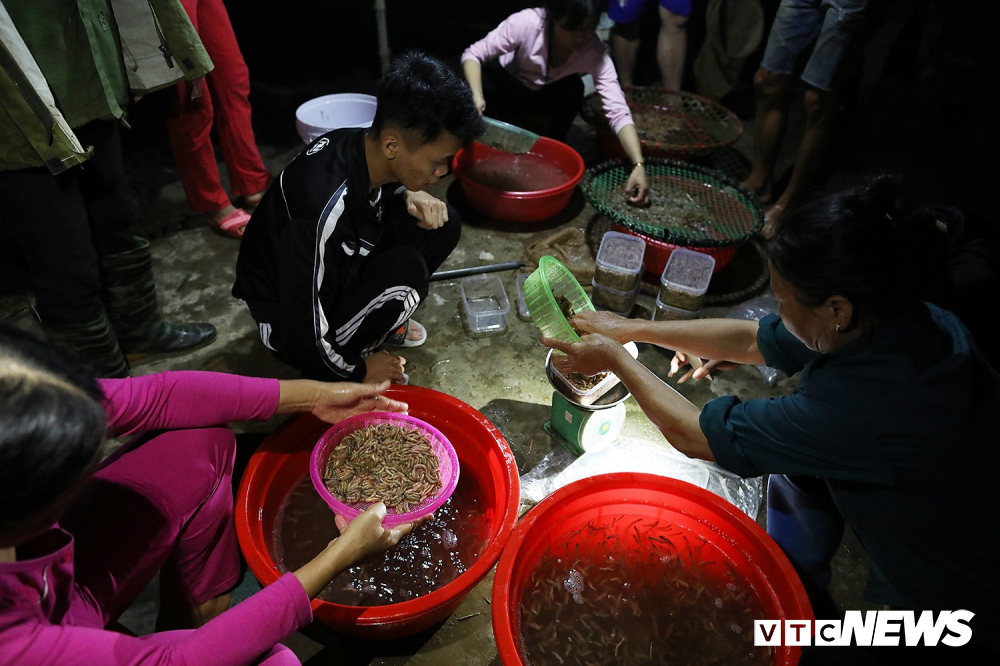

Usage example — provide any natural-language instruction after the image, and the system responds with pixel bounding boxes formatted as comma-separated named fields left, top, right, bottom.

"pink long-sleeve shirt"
left=0, top=372, right=314, bottom=665
left=461, top=8, right=634, bottom=135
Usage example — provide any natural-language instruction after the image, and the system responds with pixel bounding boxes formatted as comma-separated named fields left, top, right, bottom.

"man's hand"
left=364, top=350, right=407, bottom=385
left=669, top=352, right=741, bottom=383
left=406, top=190, right=449, bottom=230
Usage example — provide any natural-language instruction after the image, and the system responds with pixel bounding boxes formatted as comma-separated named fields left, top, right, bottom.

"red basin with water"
left=236, top=385, right=520, bottom=639
left=493, top=473, right=812, bottom=665
left=452, top=137, right=585, bottom=222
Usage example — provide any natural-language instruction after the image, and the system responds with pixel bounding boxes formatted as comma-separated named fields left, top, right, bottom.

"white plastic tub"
left=295, top=93, right=377, bottom=144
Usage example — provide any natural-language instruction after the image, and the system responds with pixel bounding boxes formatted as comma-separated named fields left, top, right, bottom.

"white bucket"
left=295, top=93, right=377, bottom=144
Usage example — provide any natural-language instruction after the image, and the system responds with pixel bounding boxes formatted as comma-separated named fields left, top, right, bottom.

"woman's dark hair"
left=545, top=0, right=603, bottom=30
left=371, top=51, right=484, bottom=145
left=767, top=174, right=949, bottom=327
left=0, top=326, right=106, bottom=535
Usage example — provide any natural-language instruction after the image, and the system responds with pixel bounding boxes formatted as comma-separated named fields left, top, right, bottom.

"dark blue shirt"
left=702, top=304, right=1000, bottom=645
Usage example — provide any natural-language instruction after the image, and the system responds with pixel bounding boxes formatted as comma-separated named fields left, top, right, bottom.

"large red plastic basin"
left=452, top=137, right=585, bottom=222
left=492, top=473, right=812, bottom=665
left=236, top=385, right=520, bottom=639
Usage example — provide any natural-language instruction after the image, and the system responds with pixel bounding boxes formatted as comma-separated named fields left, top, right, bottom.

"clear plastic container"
left=658, top=248, right=715, bottom=311
left=551, top=366, right=621, bottom=407
left=460, top=274, right=510, bottom=333
left=591, top=279, right=638, bottom=315
left=652, top=296, right=701, bottom=321
left=594, top=231, right=646, bottom=292
left=515, top=272, right=531, bottom=321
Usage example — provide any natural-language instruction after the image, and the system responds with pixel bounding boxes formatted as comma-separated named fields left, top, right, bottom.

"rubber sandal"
left=384, top=319, right=427, bottom=348
left=215, top=208, right=252, bottom=239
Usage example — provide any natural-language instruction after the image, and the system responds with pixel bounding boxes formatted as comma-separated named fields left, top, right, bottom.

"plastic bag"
left=727, top=294, right=786, bottom=387
left=520, top=438, right=763, bottom=519
left=523, top=228, right=595, bottom=284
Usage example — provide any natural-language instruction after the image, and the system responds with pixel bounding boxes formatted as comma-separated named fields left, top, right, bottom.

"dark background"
left=120, top=0, right=1000, bottom=223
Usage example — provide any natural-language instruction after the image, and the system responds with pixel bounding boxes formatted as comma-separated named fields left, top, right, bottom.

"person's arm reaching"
left=462, top=59, right=486, bottom=114
left=100, top=374, right=407, bottom=439
left=543, top=334, right=713, bottom=459
left=571, top=310, right=765, bottom=368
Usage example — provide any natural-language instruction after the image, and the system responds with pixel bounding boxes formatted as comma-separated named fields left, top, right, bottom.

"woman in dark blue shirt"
left=544, top=176, right=1000, bottom=659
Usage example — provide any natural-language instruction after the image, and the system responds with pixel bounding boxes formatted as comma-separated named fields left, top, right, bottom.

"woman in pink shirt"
left=0, top=325, right=418, bottom=665
left=462, top=0, right=651, bottom=205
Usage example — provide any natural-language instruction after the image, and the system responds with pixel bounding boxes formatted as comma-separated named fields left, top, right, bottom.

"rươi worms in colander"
left=323, top=423, right=442, bottom=513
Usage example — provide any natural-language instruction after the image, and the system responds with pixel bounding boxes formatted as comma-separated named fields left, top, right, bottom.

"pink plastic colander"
left=309, top=412, right=460, bottom=527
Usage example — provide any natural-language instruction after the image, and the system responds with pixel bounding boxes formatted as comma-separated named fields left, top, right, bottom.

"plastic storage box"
left=658, top=248, right=715, bottom=311
left=460, top=274, right=511, bottom=333
left=591, top=279, right=638, bottom=315
left=653, top=296, right=700, bottom=321
left=515, top=272, right=531, bottom=321
left=594, top=231, right=646, bottom=292
left=548, top=341, right=639, bottom=406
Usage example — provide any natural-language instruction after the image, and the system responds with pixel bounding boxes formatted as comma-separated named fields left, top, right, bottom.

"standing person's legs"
left=192, top=0, right=270, bottom=206
left=607, top=0, right=649, bottom=87
left=766, top=0, right=867, bottom=233
left=61, top=426, right=240, bottom=630
left=166, top=0, right=233, bottom=218
left=745, top=0, right=824, bottom=206
left=656, top=1, right=691, bottom=90
left=0, top=122, right=129, bottom=377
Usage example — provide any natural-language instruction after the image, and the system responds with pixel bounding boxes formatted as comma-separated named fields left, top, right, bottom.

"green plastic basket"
left=524, top=256, right=595, bottom=343
left=583, top=158, right=764, bottom=248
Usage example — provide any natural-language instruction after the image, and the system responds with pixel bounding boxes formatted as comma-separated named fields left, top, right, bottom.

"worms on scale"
left=324, top=423, right=442, bottom=513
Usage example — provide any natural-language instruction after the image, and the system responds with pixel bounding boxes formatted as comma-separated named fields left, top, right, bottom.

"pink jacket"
left=462, top=8, right=634, bottom=134
left=0, top=373, right=312, bottom=665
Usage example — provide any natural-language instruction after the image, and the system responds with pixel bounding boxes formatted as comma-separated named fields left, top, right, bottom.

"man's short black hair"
left=372, top=51, right=484, bottom=145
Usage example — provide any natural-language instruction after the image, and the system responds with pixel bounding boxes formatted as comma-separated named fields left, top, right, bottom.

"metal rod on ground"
left=429, top=261, right=524, bottom=282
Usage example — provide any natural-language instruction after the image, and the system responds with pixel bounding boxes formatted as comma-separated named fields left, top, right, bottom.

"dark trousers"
left=480, top=61, right=584, bottom=142
left=270, top=204, right=461, bottom=382
left=0, top=121, right=138, bottom=325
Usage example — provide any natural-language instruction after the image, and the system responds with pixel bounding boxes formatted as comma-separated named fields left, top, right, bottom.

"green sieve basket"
left=583, top=158, right=764, bottom=248
left=524, top=257, right=595, bottom=343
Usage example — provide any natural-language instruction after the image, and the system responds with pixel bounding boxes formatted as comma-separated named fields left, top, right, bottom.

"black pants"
left=480, top=61, right=584, bottom=142
left=269, top=205, right=461, bottom=382
left=0, top=121, right=138, bottom=326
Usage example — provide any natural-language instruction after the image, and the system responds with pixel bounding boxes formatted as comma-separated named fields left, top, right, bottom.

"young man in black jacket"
left=234, top=52, right=484, bottom=384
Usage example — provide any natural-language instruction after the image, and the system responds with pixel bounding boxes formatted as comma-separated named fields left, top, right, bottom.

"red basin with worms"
left=493, top=473, right=813, bottom=665
left=236, top=385, right=520, bottom=639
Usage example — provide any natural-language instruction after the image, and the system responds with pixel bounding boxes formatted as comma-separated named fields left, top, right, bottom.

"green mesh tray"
left=583, top=158, right=764, bottom=248
left=580, top=86, right=743, bottom=157
left=524, top=256, right=595, bottom=343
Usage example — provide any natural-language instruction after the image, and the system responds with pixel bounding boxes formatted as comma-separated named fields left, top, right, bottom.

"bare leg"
left=745, top=68, right=794, bottom=206
left=610, top=22, right=641, bottom=87
left=656, top=7, right=688, bottom=91
left=764, top=86, right=840, bottom=236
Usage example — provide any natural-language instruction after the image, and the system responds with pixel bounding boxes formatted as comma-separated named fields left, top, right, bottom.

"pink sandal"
left=215, top=208, right=252, bottom=239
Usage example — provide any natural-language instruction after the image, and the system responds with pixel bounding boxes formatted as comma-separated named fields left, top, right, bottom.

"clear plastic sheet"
left=520, top=438, right=763, bottom=518
left=727, top=294, right=785, bottom=387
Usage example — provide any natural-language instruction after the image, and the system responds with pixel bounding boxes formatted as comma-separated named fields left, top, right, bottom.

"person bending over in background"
left=609, top=0, right=691, bottom=91
left=0, top=325, right=421, bottom=665
left=462, top=0, right=650, bottom=205
left=233, top=52, right=483, bottom=385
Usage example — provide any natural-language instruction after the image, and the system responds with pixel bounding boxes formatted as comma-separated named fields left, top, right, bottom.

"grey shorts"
left=760, top=0, right=868, bottom=91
